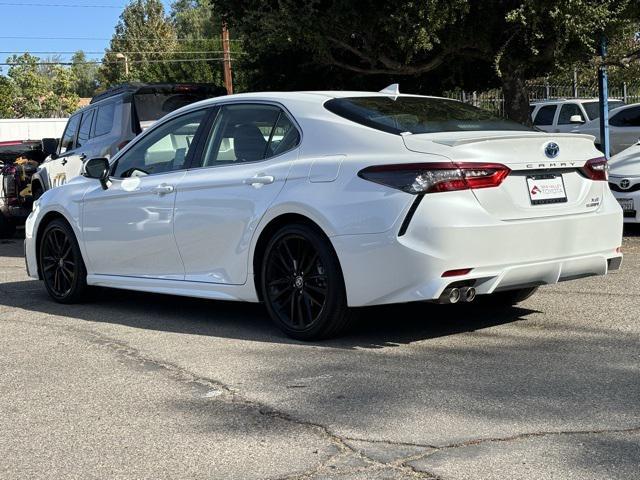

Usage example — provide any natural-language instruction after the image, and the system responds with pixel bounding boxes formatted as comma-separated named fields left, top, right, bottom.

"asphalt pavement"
left=1, top=227, right=639, bottom=479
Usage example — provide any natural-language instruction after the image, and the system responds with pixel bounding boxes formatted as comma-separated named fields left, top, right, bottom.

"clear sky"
left=0, top=0, right=173, bottom=72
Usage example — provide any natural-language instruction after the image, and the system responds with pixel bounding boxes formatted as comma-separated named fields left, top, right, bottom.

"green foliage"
left=214, top=0, right=640, bottom=121
left=99, top=0, right=240, bottom=90
left=71, top=51, right=100, bottom=97
left=100, top=0, right=178, bottom=85
left=1, top=53, right=79, bottom=118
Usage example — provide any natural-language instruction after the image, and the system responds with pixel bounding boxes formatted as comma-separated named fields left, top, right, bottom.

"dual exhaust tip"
left=441, top=286, right=476, bottom=304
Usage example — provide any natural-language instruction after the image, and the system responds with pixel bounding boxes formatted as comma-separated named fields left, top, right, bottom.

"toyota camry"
left=25, top=87, right=623, bottom=339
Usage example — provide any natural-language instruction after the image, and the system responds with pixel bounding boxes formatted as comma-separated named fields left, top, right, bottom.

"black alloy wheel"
left=39, top=219, right=87, bottom=303
left=261, top=224, right=355, bottom=340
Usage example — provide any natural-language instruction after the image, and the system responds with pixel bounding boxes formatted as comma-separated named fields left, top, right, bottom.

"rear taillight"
left=358, top=162, right=510, bottom=194
left=580, top=157, right=608, bottom=181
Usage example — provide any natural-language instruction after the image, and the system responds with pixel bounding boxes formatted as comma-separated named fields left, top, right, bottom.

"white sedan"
left=570, top=102, right=640, bottom=155
left=609, top=142, right=640, bottom=222
left=25, top=90, right=623, bottom=339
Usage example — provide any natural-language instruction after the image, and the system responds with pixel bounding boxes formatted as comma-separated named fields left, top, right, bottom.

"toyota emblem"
left=544, top=142, right=560, bottom=159
left=620, top=179, right=631, bottom=189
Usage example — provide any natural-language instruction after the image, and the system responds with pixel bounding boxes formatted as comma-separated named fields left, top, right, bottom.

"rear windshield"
left=325, top=96, right=530, bottom=134
left=134, top=93, right=211, bottom=122
left=582, top=100, right=625, bottom=121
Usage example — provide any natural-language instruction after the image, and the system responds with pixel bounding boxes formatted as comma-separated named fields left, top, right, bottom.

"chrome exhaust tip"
left=460, top=286, right=476, bottom=303
left=441, top=287, right=461, bottom=304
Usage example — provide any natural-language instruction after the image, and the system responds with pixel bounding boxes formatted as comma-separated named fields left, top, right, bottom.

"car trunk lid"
left=403, top=131, right=606, bottom=220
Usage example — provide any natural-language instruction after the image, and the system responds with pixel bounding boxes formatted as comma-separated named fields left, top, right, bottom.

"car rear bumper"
left=332, top=191, right=623, bottom=307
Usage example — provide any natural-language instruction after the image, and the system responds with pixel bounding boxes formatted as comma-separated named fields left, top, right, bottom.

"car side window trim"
left=185, top=102, right=302, bottom=171
left=108, top=106, right=217, bottom=179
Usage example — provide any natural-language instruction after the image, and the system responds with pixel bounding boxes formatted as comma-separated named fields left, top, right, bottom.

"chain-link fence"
left=444, top=82, right=640, bottom=117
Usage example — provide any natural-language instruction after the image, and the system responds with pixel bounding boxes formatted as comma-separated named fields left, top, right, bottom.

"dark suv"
left=32, top=83, right=226, bottom=198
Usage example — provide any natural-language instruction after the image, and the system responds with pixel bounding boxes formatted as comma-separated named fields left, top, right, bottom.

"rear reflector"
left=579, top=157, right=608, bottom=181
left=442, top=268, right=473, bottom=277
left=358, top=162, right=510, bottom=194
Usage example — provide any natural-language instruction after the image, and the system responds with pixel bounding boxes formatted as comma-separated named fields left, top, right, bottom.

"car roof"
left=529, top=98, right=621, bottom=105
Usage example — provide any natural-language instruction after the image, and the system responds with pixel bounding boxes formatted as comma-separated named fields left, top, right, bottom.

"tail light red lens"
left=358, top=162, right=510, bottom=194
left=580, top=157, right=608, bottom=181
left=442, top=268, right=473, bottom=277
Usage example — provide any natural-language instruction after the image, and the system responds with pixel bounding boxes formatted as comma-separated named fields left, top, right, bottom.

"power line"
left=0, top=51, right=233, bottom=55
left=0, top=2, right=124, bottom=7
left=0, top=58, right=232, bottom=66
left=0, top=35, right=242, bottom=42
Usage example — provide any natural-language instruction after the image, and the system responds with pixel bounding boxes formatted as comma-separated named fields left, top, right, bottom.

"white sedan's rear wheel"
left=261, top=224, right=355, bottom=340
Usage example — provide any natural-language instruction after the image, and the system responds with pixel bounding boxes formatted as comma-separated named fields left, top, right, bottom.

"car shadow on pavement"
left=623, top=224, right=640, bottom=237
left=0, top=278, right=537, bottom=349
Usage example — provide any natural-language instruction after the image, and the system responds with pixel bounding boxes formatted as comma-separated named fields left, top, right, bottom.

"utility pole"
left=116, top=53, right=129, bottom=77
left=597, top=36, right=610, bottom=159
left=221, top=22, right=233, bottom=95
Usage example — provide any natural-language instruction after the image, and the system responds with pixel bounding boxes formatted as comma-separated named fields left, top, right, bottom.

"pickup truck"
left=0, top=140, right=45, bottom=237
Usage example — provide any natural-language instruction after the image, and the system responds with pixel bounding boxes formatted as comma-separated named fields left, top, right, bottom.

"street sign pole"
left=598, top=36, right=610, bottom=159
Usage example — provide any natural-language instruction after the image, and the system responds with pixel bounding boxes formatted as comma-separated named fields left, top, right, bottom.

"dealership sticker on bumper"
left=527, top=175, right=568, bottom=205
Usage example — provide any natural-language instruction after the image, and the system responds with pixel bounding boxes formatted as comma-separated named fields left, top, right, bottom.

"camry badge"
left=544, top=142, right=560, bottom=159
left=620, top=179, right=631, bottom=189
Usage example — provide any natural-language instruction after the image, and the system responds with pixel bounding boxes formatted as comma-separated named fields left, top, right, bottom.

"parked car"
left=530, top=98, right=625, bottom=134
left=31, top=83, right=226, bottom=198
left=609, top=141, right=640, bottom=222
left=0, top=140, right=46, bottom=238
left=567, top=102, right=640, bottom=155
left=25, top=89, right=623, bottom=339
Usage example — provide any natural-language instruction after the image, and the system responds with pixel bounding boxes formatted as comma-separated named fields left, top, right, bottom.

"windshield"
left=324, top=96, right=530, bottom=135
left=583, top=100, right=625, bottom=121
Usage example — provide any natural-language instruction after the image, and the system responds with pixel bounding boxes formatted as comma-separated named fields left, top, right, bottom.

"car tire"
left=39, top=218, right=88, bottom=304
left=260, top=223, right=356, bottom=340
left=32, top=182, right=43, bottom=201
left=0, top=215, right=16, bottom=239
left=488, top=287, right=538, bottom=306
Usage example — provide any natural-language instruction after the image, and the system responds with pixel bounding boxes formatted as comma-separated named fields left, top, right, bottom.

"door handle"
left=151, top=184, right=175, bottom=195
left=244, top=174, right=275, bottom=187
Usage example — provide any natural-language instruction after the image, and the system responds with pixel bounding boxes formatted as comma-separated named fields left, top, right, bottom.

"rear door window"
left=76, top=109, right=95, bottom=148
left=198, top=104, right=293, bottom=167
left=94, top=102, right=115, bottom=137
left=59, top=113, right=81, bottom=154
left=533, top=105, right=557, bottom=126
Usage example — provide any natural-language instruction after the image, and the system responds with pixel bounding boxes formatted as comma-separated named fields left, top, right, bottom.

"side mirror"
left=41, top=138, right=59, bottom=158
left=83, top=157, right=110, bottom=190
left=569, top=114, right=585, bottom=124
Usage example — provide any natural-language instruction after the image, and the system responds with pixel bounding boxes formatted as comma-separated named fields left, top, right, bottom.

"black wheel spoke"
left=41, top=226, right=77, bottom=298
left=265, top=232, right=329, bottom=332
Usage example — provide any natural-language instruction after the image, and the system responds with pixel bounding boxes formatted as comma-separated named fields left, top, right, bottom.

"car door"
left=174, top=103, right=301, bottom=284
left=81, top=108, right=211, bottom=279
left=609, top=106, right=640, bottom=155
left=62, top=107, right=97, bottom=181
left=43, top=112, right=82, bottom=189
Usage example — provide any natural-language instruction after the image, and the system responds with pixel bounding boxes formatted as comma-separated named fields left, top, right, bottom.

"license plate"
left=617, top=198, right=634, bottom=212
left=527, top=175, right=568, bottom=205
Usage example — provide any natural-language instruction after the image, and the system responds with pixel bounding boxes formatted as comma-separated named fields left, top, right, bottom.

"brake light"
left=580, top=157, right=608, bottom=181
left=358, top=162, right=510, bottom=194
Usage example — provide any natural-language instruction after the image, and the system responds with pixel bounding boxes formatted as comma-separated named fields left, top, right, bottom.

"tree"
left=71, top=51, right=99, bottom=97
left=3, top=53, right=79, bottom=118
left=169, top=0, right=225, bottom=84
left=0, top=77, right=16, bottom=118
left=100, top=0, right=177, bottom=86
left=214, top=0, right=639, bottom=124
